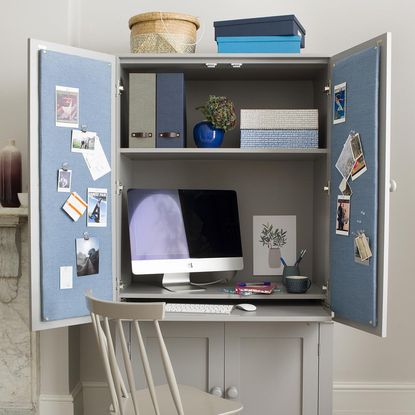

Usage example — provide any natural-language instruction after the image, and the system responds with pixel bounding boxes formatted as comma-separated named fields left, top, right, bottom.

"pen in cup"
left=294, top=249, right=307, bottom=266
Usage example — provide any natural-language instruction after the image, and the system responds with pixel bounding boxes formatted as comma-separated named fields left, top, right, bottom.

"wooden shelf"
left=120, top=147, right=328, bottom=161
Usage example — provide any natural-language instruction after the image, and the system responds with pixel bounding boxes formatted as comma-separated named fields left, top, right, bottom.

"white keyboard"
left=165, top=303, right=234, bottom=315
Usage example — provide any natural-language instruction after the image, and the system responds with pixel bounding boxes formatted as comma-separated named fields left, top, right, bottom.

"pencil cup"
left=282, top=265, right=300, bottom=286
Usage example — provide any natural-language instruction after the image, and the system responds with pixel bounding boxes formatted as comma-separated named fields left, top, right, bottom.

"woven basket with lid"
left=128, top=12, right=200, bottom=53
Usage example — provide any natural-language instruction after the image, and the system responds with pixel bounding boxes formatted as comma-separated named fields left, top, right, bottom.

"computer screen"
left=127, top=189, right=243, bottom=291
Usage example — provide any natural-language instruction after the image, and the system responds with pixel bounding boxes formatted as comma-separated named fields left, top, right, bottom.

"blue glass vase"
left=193, top=121, right=225, bottom=148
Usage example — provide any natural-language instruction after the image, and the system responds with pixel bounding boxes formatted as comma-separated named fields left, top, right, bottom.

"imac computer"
left=127, top=189, right=244, bottom=292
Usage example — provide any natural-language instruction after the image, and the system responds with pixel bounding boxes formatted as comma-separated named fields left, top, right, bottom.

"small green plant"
left=259, top=223, right=287, bottom=249
left=196, top=95, right=237, bottom=132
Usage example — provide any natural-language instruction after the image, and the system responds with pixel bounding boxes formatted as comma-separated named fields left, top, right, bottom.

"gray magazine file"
left=129, top=73, right=156, bottom=148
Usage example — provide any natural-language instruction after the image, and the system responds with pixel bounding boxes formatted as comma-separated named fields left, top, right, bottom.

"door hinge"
left=205, top=63, right=217, bottom=69
left=323, top=181, right=330, bottom=195
left=117, top=79, right=124, bottom=96
left=324, top=81, right=331, bottom=95
left=231, top=63, right=243, bottom=69
left=116, top=181, right=124, bottom=195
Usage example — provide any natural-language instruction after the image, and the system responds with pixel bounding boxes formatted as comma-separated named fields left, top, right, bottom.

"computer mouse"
left=235, top=303, right=257, bottom=312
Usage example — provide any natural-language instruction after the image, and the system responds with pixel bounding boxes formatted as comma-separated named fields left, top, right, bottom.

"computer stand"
left=162, top=272, right=206, bottom=293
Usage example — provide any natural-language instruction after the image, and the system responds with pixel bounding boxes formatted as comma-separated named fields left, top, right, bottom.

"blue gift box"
left=216, top=35, right=301, bottom=53
left=214, top=15, right=306, bottom=48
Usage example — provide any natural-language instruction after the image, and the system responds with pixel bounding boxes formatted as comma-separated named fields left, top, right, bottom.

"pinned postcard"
left=56, top=86, right=79, bottom=128
left=83, top=136, right=111, bottom=181
left=87, top=188, right=108, bottom=227
left=333, top=82, right=346, bottom=124
left=57, top=169, right=72, bottom=192
left=62, top=192, right=87, bottom=222
left=354, top=237, right=370, bottom=266
left=339, top=177, right=352, bottom=196
left=336, top=195, right=350, bottom=236
left=335, top=135, right=355, bottom=180
left=71, top=129, right=96, bottom=152
left=355, top=232, right=372, bottom=261
left=76, top=236, right=99, bottom=276
left=60, top=266, right=73, bottom=289
left=351, top=154, right=367, bottom=181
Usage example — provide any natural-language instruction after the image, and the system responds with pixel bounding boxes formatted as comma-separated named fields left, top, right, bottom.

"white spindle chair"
left=86, top=294, right=243, bottom=415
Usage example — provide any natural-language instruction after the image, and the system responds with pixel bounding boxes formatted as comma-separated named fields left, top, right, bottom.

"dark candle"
left=0, top=139, right=22, bottom=208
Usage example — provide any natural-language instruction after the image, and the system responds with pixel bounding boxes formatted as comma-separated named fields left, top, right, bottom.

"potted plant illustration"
left=259, top=223, right=287, bottom=268
left=193, top=95, right=237, bottom=148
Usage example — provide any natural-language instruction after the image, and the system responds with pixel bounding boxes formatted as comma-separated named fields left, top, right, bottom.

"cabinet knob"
left=226, top=386, right=239, bottom=399
left=210, top=386, right=223, bottom=397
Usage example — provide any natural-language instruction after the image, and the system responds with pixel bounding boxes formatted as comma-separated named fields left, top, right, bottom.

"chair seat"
left=122, top=384, right=243, bottom=415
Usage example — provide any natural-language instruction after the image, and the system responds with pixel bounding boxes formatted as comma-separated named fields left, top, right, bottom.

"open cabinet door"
left=329, top=33, right=391, bottom=337
left=29, top=39, right=117, bottom=330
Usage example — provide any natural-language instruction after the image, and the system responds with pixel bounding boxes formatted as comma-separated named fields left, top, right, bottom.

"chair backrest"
left=86, top=294, right=185, bottom=415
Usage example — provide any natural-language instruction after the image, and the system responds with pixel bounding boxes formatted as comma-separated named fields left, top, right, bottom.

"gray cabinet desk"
left=29, top=33, right=392, bottom=415
left=127, top=305, right=332, bottom=415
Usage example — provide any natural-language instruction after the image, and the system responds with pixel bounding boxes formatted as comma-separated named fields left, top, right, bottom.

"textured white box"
left=240, top=109, right=319, bottom=129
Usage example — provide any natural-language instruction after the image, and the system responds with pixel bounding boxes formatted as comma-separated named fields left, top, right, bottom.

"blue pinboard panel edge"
left=39, top=50, right=113, bottom=321
left=329, top=46, right=380, bottom=327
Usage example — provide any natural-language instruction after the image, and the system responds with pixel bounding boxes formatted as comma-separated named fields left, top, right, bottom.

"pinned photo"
left=354, top=237, right=370, bottom=266
left=351, top=154, right=368, bottom=181
left=62, top=192, right=87, bottom=222
left=57, top=169, right=72, bottom=192
left=336, top=195, right=350, bottom=236
left=56, top=86, right=79, bottom=128
left=71, top=129, right=96, bottom=153
left=87, top=188, right=108, bottom=227
left=76, top=236, right=99, bottom=277
left=335, top=135, right=355, bottom=180
left=355, top=232, right=372, bottom=261
left=333, top=82, right=346, bottom=124
left=350, top=132, right=363, bottom=160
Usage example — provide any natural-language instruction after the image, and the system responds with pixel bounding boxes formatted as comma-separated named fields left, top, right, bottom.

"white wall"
left=2, top=0, right=414, bottom=412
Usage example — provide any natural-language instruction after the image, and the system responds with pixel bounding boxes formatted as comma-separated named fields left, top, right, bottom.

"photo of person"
left=76, top=236, right=99, bottom=277
left=57, top=169, right=72, bottom=192
left=333, top=82, right=346, bottom=124
left=336, top=195, right=351, bottom=236
left=87, top=188, right=107, bottom=227
left=56, top=86, right=79, bottom=128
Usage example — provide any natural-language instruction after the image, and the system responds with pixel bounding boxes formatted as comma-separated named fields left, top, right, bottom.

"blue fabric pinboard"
left=39, top=50, right=113, bottom=321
